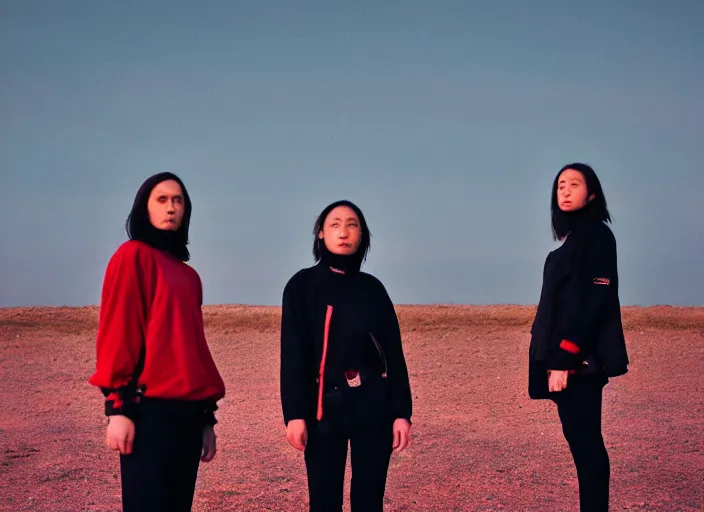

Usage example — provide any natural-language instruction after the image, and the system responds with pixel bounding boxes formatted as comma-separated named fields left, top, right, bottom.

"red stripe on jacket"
left=316, top=305, right=333, bottom=421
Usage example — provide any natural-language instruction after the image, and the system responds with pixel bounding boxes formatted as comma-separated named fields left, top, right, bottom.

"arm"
left=550, top=229, right=618, bottom=369
left=380, top=286, right=413, bottom=423
left=280, top=277, right=310, bottom=426
left=196, top=273, right=220, bottom=427
left=88, top=244, right=153, bottom=419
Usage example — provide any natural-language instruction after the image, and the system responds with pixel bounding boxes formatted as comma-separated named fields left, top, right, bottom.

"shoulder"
left=112, top=239, right=155, bottom=258
left=102, top=241, right=157, bottom=290
left=584, top=219, right=616, bottom=248
left=283, top=265, right=318, bottom=295
left=359, top=271, right=391, bottom=298
left=108, top=240, right=156, bottom=268
left=181, top=260, right=203, bottom=285
left=359, top=270, right=384, bottom=287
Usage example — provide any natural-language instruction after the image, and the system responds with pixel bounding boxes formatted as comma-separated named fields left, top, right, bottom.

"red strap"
left=316, top=305, right=333, bottom=421
left=560, top=339, right=581, bottom=354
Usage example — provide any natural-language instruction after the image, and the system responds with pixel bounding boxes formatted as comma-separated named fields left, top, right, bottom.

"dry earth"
left=0, top=305, right=702, bottom=511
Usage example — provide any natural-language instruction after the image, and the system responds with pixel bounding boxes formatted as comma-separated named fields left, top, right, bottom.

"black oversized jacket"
left=529, top=217, right=629, bottom=399
left=280, top=263, right=412, bottom=425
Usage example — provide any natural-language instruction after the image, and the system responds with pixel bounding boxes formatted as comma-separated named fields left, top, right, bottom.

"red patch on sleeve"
left=560, top=339, right=581, bottom=354
left=594, top=277, right=610, bottom=285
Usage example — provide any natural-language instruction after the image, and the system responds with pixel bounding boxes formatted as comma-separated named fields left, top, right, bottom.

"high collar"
left=134, top=225, right=187, bottom=261
left=318, top=240, right=363, bottom=273
left=562, top=207, right=593, bottom=237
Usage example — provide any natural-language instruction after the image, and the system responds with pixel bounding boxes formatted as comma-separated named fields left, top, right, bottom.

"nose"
left=166, top=200, right=176, bottom=212
left=339, top=226, right=349, bottom=238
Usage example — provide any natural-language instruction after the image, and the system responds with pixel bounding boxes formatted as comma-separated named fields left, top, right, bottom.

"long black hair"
left=312, top=200, right=371, bottom=264
left=126, top=172, right=192, bottom=261
left=551, top=163, right=611, bottom=240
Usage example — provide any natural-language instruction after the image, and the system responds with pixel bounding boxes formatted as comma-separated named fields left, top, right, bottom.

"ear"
left=318, top=230, right=324, bottom=239
left=588, top=193, right=596, bottom=203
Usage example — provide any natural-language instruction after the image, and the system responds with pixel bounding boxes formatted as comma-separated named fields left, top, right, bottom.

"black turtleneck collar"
left=318, top=239, right=363, bottom=273
left=134, top=224, right=189, bottom=261
left=561, top=207, right=594, bottom=238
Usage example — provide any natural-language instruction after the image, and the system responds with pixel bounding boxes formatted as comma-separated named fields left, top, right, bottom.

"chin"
left=331, top=248, right=355, bottom=256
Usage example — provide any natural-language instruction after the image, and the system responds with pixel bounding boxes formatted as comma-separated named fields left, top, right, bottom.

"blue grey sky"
left=1, top=1, right=702, bottom=307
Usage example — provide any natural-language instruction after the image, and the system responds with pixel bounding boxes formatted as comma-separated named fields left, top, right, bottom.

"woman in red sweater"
left=89, top=172, right=226, bottom=512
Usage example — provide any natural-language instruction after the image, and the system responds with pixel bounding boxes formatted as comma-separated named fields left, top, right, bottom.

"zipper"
left=369, top=332, right=388, bottom=379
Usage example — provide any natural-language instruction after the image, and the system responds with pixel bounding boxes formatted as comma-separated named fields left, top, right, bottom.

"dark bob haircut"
left=551, top=162, right=611, bottom=240
left=125, top=172, right=192, bottom=261
left=312, top=200, right=371, bottom=264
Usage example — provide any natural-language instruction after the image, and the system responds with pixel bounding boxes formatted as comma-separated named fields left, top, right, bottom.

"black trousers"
left=553, top=376, right=610, bottom=512
left=119, top=398, right=204, bottom=512
left=304, top=377, right=393, bottom=512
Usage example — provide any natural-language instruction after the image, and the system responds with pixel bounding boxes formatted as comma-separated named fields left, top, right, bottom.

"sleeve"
left=549, top=229, right=618, bottom=370
left=197, top=275, right=219, bottom=426
left=279, top=276, right=310, bottom=425
left=202, top=401, right=219, bottom=426
left=380, top=285, right=413, bottom=422
left=88, top=244, right=153, bottom=418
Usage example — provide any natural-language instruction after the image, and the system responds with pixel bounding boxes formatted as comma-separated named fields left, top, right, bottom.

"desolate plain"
left=1, top=305, right=702, bottom=511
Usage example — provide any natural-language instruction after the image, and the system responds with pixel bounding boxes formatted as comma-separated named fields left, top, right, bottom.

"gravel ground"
left=0, top=305, right=702, bottom=511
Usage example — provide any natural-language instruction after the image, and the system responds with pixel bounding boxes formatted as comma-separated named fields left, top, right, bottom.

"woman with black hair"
left=89, top=172, right=225, bottom=512
left=529, top=163, right=629, bottom=511
left=280, top=200, right=413, bottom=512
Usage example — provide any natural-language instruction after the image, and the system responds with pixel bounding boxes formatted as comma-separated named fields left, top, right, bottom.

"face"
left=147, top=179, right=185, bottom=231
left=556, top=169, right=595, bottom=212
left=318, top=206, right=362, bottom=256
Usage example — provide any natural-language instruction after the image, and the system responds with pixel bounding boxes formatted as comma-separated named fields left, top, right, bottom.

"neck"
left=562, top=206, right=591, bottom=235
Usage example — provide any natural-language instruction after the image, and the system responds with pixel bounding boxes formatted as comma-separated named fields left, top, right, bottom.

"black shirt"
left=528, top=216, right=629, bottom=398
left=280, top=263, right=412, bottom=424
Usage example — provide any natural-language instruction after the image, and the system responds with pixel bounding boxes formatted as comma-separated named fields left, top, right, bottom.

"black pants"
left=119, top=398, right=204, bottom=512
left=304, top=377, right=393, bottom=512
left=553, top=376, right=610, bottom=512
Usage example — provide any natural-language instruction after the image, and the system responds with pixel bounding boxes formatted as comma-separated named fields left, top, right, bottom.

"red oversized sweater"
left=89, top=241, right=225, bottom=419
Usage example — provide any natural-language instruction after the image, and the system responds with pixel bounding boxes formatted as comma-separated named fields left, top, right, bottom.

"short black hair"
left=551, top=162, right=611, bottom=240
left=126, top=172, right=192, bottom=261
left=312, top=200, right=371, bottom=263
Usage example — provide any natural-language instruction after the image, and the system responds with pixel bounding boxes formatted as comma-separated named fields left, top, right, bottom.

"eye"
left=331, top=223, right=339, bottom=228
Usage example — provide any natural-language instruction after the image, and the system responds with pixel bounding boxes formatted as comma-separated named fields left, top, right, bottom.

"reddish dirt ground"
left=0, top=305, right=702, bottom=511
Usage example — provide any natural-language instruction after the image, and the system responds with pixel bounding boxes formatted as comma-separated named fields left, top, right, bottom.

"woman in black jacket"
left=280, top=200, right=412, bottom=512
left=529, top=163, right=629, bottom=512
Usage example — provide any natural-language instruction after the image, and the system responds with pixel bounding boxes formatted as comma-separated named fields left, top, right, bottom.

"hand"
left=201, top=425, right=217, bottom=462
left=285, top=419, right=307, bottom=451
left=548, top=370, right=569, bottom=392
left=106, top=415, right=135, bottom=455
left=392, top=418, right=411, bottom=454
